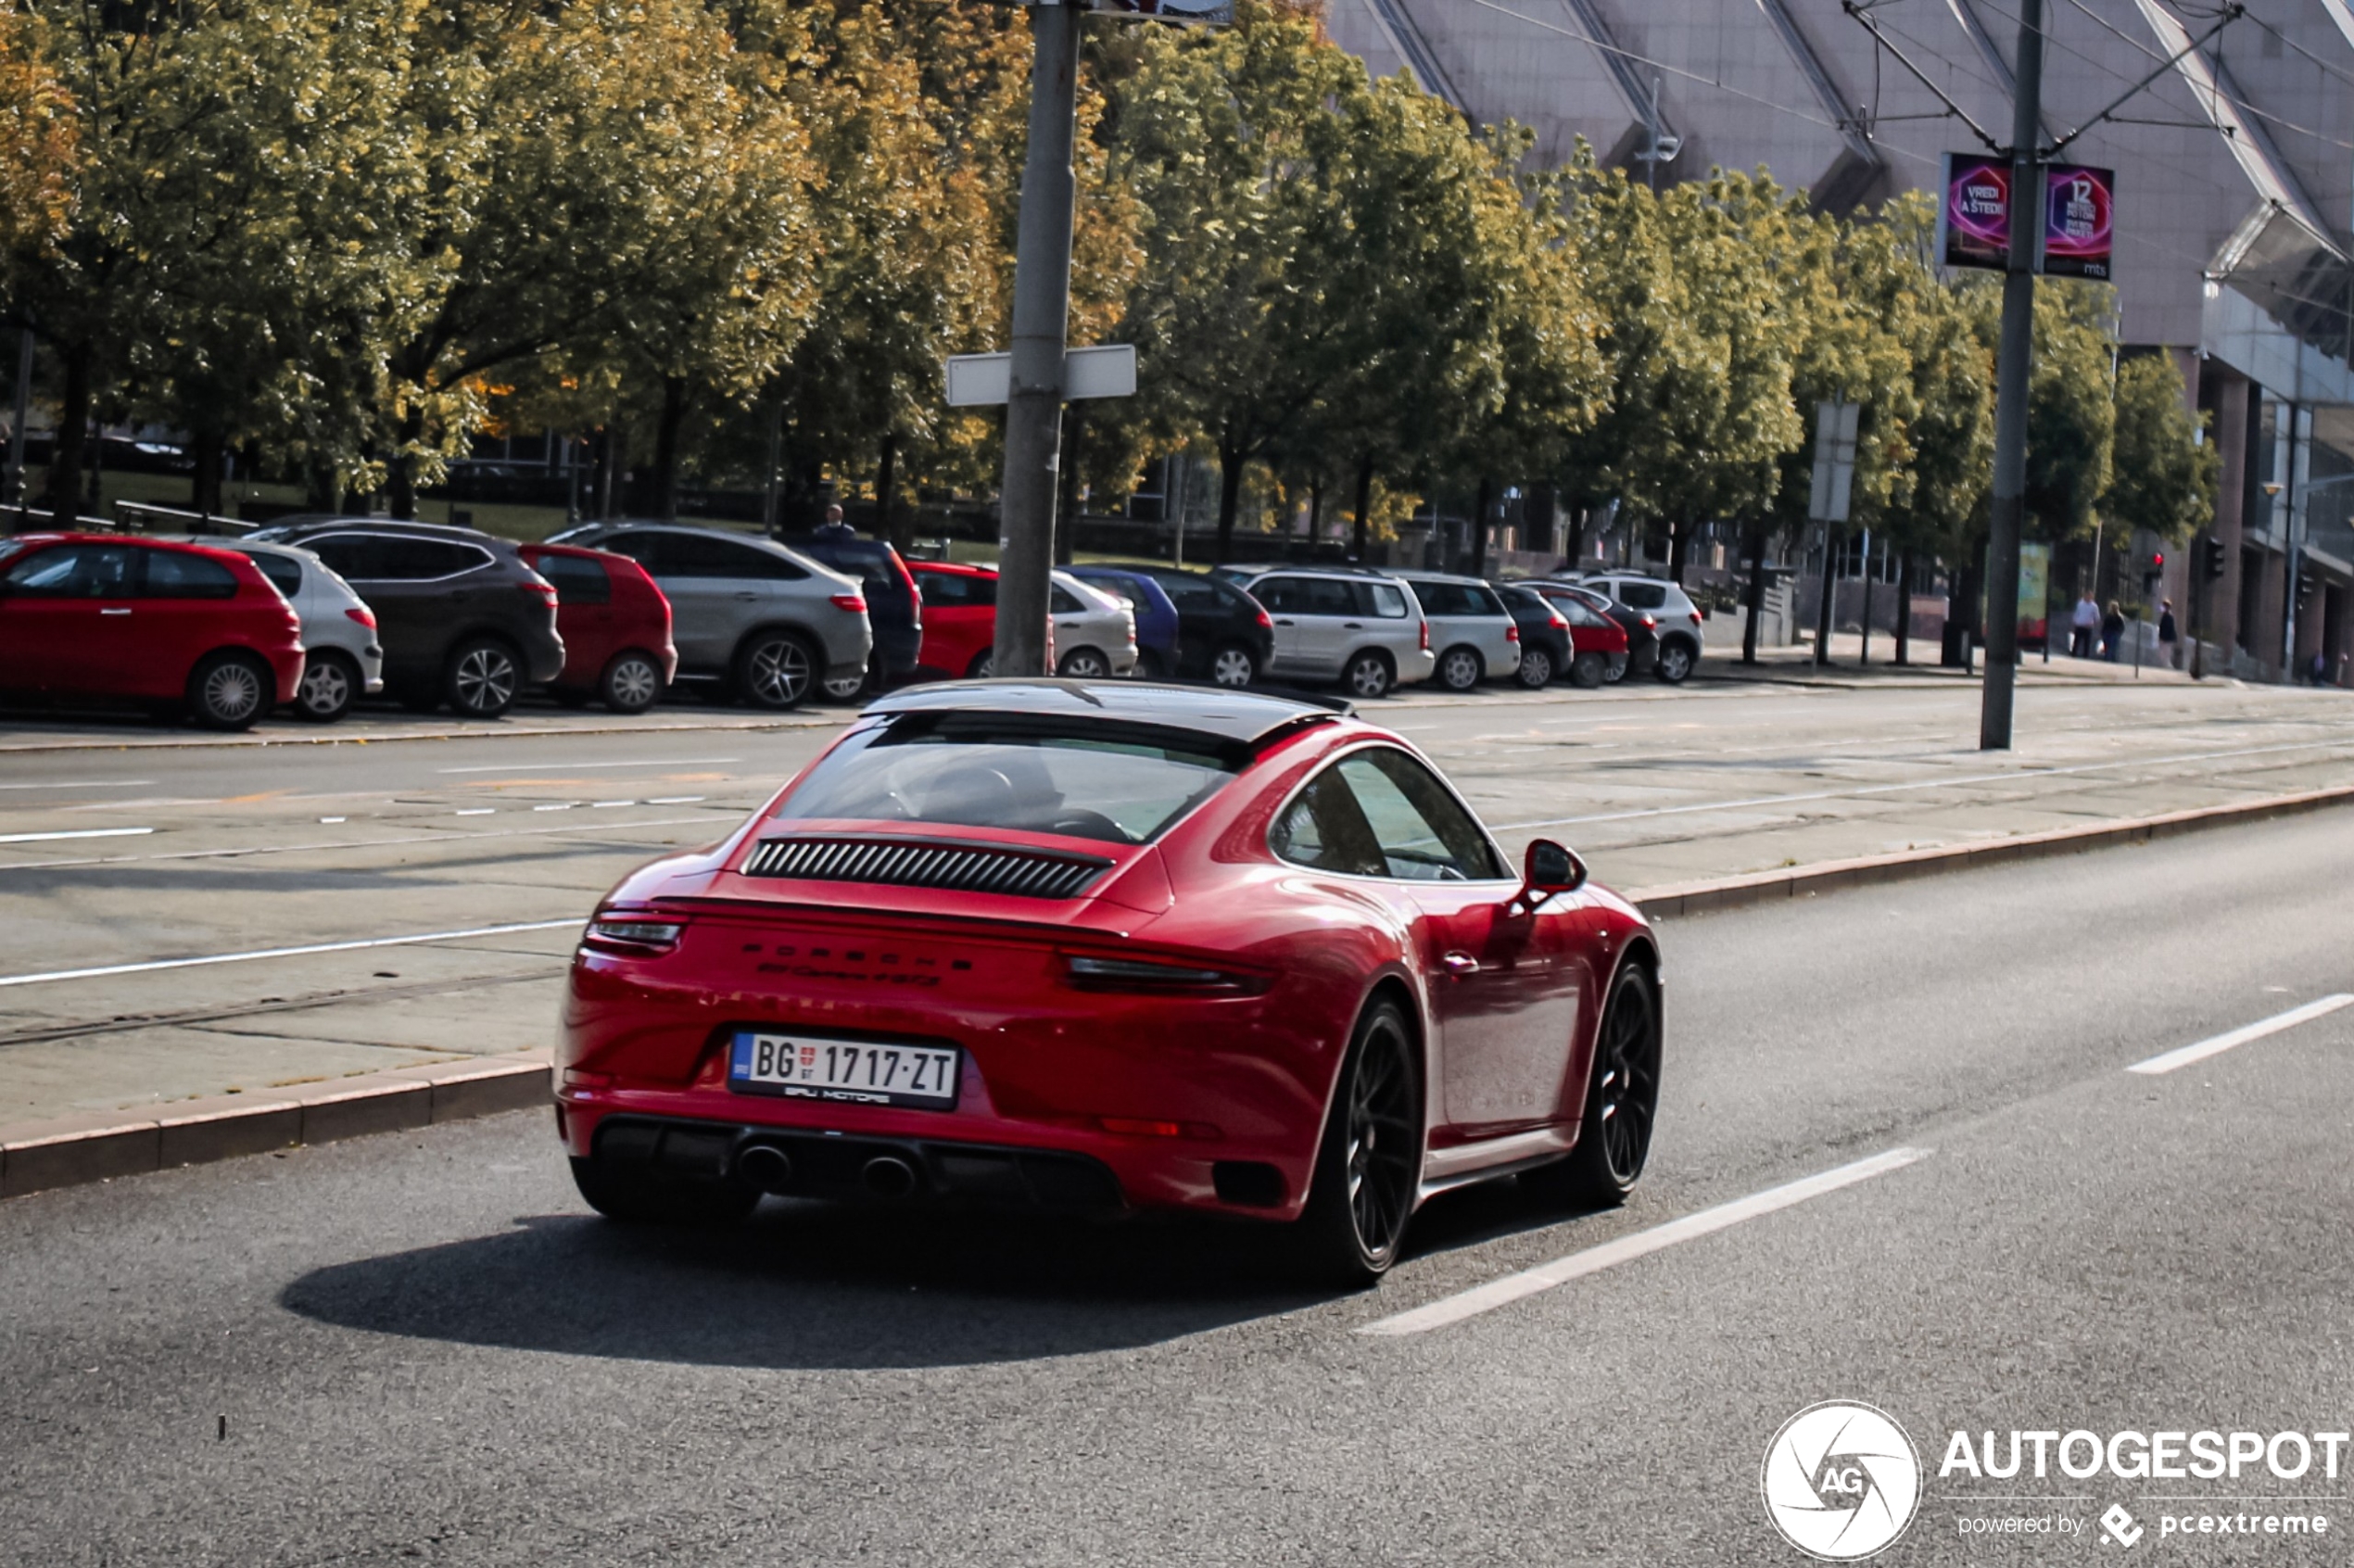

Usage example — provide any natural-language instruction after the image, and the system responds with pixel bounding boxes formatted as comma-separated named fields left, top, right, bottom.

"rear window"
left=1362, top=582, right=1411, bottom=618
left=143, top=550, right=242, bottom=600
left=531, top=551, right=612, bottom=605
left=916, top=569, right=995, bottom=608
left=774, top=713, right=1244, bottom=846
left=243, top=551, right=302, bottom=599
left=1408, top=580, right=1500, bottom=618
left=1616, top=582, right=1668, bottom=611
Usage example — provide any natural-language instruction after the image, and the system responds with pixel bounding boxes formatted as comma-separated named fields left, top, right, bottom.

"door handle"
left=1343, top=622, right=1364, bottom=629
left=1057, top=619, right=1081, bottom=628
left=99, top=607, right=132, bottom=616
left=1441, top=951, right=1480, bottom=978
left=734, top=591, right=759, bottom=601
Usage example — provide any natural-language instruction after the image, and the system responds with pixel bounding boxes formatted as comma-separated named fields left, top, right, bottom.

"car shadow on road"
left=280, top=1201, right=1326, bottom=1370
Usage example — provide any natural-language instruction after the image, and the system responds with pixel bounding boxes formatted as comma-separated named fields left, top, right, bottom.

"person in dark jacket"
left=2157, top=599, right=2178, bottom=667
left=2101, top=601, right=2126, bottom=661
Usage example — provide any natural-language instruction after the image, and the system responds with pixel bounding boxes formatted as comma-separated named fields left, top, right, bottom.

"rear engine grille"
left=741, top=835, right=1110, bottom=900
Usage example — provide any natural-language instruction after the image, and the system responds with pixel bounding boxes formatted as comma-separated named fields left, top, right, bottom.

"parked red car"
left=905, top=560, right=997, bottom=679
left=0, top=533, right=303, bottom=730
left=1524, top=581, right=1636, bottom=686
left=518, top=543, right=677, bottom=714
left=555, top=682, right=1663, bottom=1284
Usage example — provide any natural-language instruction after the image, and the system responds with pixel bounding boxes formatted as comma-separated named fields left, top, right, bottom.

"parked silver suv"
left=1237, top=568, right=1435, bottom=699
left=1389, top=571, right=1521, bottom=691
left=549, top=522, right=869, bottom=709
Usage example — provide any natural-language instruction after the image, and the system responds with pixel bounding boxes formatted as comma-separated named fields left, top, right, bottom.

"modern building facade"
left=1325, top=0, right=2354, bottom=681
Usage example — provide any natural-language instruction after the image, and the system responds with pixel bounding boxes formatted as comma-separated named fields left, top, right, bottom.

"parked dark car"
left=1067, top=565, right=1183, bottom=677
left=248, top=519, right=563, bottom=717
left=1495, top=583, right=1573, bottom=689
left=1126, top=566, right=1276, bottom=688
left=778, top=531, right=922, bottom=697
left=1525, top=579, right=1659, bottom=681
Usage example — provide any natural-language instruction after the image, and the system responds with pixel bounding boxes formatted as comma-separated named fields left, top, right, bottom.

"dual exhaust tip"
left=736, top=1143, right=918, bottom=1199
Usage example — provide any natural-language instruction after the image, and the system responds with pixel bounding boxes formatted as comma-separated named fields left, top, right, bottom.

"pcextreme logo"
left=1763, top=1401, right=1924, bottom=1561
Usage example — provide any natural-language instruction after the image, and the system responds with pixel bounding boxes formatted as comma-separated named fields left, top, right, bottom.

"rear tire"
left=1525, top=963, right=1661, bottom=1210
left=291, top=651, right=359, bottom=724
left=734, top=631, right=817, bottom=710
left=1292, top=999, right=1421, bottom=1288
left=1515, top=646, right=1555, bottom=689
left=570, top=1157, right=758, bottom=1227
left=1655, top=639, right=1695, bottom=684
left=1341, top=651, right=1393, bottom=701
left=1570, top=651, right=1607, bottom=689
left=1437, top=645, right=1484, bottom=692
left=600, top=650, right=664, bottom=714
left=965, top=648, right=995, bottom=680
left=186, top=651, right=272, bottom=732
left=444, top=637, right=521, bottom=718
left=1057, top=646, right=1112, bottom=679
left=1209, top=643, right=1258, bottom=688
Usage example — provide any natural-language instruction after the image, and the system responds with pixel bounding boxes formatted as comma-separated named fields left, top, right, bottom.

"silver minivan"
left=550, top=522, right=870, bottom=709
left=1238, top=568, right=1435, bottom=699
left=1389, top=571, right=1521, bottom=691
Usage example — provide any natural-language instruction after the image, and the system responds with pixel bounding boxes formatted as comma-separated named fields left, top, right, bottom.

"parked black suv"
left=778, top=531, right=922, bottom=695
left=247, top=519, right=563, bottom=716
left=1127, top=566, right=1277, bottom=687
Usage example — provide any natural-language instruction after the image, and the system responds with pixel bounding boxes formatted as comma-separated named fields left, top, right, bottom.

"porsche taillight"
left=1061, top=952, right=1271, bottom=994
left=582, top=916, right=686, bottom=955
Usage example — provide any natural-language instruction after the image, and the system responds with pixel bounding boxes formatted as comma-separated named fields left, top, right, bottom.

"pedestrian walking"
left=815, top=503, right=855, bottom=540
left=2157, top=599, right=2178, bottom=668
left=2070, top=589, right=2100, bottom=657
left=2101, top=601, right=2125, bottom=662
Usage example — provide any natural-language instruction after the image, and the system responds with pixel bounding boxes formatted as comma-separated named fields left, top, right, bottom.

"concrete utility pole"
left=1980, top=0, right=2044, bottom=751
left=993, top=0, right=1083, bottom=679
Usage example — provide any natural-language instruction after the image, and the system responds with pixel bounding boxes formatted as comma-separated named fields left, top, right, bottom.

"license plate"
left=728, top=1031, right=961, bottom=1110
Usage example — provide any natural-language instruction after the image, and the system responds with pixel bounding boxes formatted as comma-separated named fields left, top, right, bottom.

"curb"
left=6, top=779, right=2351, bottom=1201
left=1627, top=781, right=2354, bottom=919
left=0, top=714, right=841, bottom=755
left=0, top=1052, right=550, bottom=1200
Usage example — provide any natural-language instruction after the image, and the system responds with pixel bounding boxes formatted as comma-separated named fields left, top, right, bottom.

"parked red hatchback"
left=519, top=543, right=677, bottom=714
left=0, top=534, right=303, bottom=730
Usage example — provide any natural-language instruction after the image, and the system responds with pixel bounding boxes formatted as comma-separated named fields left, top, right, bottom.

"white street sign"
left=946, top=344, right=1137, bottom=408
left=1809, top=400, right=1860, bottom=524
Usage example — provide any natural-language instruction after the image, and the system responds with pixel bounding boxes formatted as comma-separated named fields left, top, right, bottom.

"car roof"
left=1242, top=565, right=1394, bottom=583
left=865, top=680, right=1350, bottom=744
left=263, top=517, right=501, bottom=546
left=909, top=558, right=988, bottom=575
left=1387, top=569, right=1492, bottom=586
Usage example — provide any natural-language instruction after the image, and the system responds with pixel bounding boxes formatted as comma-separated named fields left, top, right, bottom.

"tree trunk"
left=595, top=424, right=620, bottom=521
left=1055, top=409, right=1083, bottom=565
left=1893, top=547, right=1914, bottom=665
left=385, top=404, right=427, bottom=520
left=877, top=431, right=907, bottom=551
left=41, top=343, right=90, bottom=525
left=1214, top=442, right=1243, bottom=565
left=190, top=423, right=225, bottom=520
left=1307, top=478, right=1323, bottom=542
left=652, top=376, right=689, bottom=521
left=1741, top=519, right=1769, bottom=665
left=1667, top=519, right=1690, bottom=585
left=1470, top=474, right=1492, bottom=577
left=1350, top=452, right=1374, bottom=562
left=1527, top=483, right=1557, bottom=558
left=1814, top=525, right=1840, bottom=666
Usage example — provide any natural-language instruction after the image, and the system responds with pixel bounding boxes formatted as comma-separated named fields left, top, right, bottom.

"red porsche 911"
left=556, top=681, right=1663, bottom=1283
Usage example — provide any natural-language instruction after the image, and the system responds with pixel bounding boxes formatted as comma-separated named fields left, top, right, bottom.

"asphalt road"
left=5, top=804, right=2351, bottom=1566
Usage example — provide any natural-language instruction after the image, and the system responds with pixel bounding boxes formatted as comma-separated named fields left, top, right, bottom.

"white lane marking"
left=437, top=756, right=739, bottom=774
left=0, top=779, right=155, bottom=790
left=0, top=919, right=583, bottom=989
left=319, top=816, right=347, bottom=824
left=2126, top=995, right=2354, bottom=1076
left=1357, top=1146, right=1932, bottom=1337
left=533, top=803, right=576, bottom=812
left=591, top=800, right=636, bottom=808
left=0, top=814, right=728, bottom=873
left=644, top=795, right=706, bottom=804
left=0, top=827, right=156, bottom=844
left=1493, top=739, right=2354, bottom=830
left=455, top=808, right=495, bottom=816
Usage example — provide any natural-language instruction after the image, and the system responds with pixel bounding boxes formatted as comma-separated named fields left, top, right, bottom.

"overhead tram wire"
left=2046, top=0, right=2354, bottom=151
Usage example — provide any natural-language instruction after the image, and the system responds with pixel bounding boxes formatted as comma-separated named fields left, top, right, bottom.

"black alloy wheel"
left=1296, top=1000, right=1421, bottom=1286
left=1570, top=651, right=1607, bottom=689
left=1529, top=963, right=1661, bottom=1208
left=1515, top=646, right=1555, bottom=689
left=601, top=650, right=664, bottom=714
left=1210, top=643, right=1257, bottom=688
left=735, top=632, right=816, bottom=710
left=445, top=637, right=521, bottom=718
left=292, top=651, right=358, bottom=723
left=186, top=651, right=272, bottom=732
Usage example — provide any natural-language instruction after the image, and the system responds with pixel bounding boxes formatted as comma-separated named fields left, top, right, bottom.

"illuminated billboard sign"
left=2041, top=164, right=2115, bottom=279
left=1938, top=153, right=2012, bottom=272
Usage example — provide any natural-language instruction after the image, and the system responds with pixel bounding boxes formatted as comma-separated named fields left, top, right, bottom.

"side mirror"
left=1523, top=839, right=1587, bottom=901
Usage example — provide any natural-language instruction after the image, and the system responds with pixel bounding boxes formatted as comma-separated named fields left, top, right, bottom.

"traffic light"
left=2200, top=536, right=2227, bottom=581
left=2151, top=550, right=2164, bottom=571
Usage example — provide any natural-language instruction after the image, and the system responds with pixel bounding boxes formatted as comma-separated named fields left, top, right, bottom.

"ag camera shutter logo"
left=1762, top=1401, right=1923, bottom=1560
